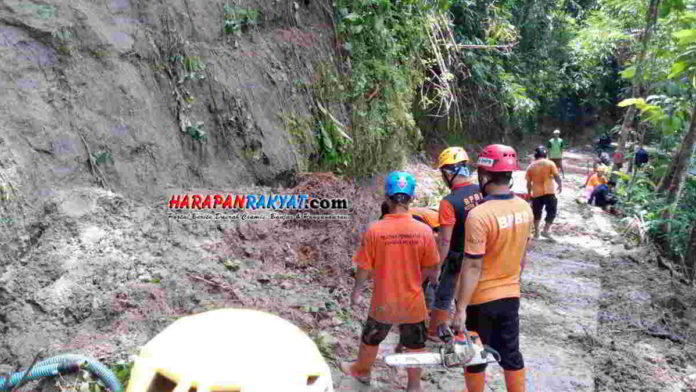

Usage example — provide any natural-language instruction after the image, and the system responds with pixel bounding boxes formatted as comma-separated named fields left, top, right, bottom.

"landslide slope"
left=0, top=0, right=347, bottom=365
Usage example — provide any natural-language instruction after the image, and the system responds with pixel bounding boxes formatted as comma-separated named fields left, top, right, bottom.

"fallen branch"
left=188, top=274, right=245, bottom=305
left=455, top=42, right=517, bottom=51
left=79, top=133, right=110, bottom=190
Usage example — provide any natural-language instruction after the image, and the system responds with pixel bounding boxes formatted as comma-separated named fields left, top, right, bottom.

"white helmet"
left=126, top=308, right=334, bottom=392
left=553, top=129, right=561, bottom=135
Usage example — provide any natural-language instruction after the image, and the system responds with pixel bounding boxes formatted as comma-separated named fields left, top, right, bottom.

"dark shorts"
left=550, top=158, right=563, bottom=170
left=465, top=297, right=524, bottom=372
left=531, top=194, right=557, bottom=223
left=361, top=317, right=427, bottom=349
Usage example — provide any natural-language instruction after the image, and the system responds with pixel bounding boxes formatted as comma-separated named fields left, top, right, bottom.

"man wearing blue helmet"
left=342, top=171, right=440, bottom=392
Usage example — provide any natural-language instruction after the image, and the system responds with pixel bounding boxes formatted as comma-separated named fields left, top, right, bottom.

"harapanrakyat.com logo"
left=166, top=193, right=350, bottom=221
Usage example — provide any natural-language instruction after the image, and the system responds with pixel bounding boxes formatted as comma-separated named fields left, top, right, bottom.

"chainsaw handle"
left=482, top=345, right=502, bottom=362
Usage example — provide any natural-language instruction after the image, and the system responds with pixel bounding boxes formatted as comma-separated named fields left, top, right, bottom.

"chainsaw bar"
left=384, top=347, right=497, bottom=368
left=384, top=325, right=501, bottom=368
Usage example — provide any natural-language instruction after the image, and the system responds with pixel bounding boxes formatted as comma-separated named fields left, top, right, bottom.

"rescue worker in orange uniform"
left=428, top=147, right=483, bottom=341
left=408, top=207, right=440, bottom=233
left=451, top=144, right=532, bottom=392
left=380, top=203, right=440, bottom=311
left=342, top=171, right=439, bottom=392
left=525, top=146, right=562, bottom=240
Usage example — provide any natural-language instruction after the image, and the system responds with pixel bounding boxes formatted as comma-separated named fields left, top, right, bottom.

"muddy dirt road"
left=332, top=150, right=696, bottom=391
left=2, top=151, right=695, bottom=392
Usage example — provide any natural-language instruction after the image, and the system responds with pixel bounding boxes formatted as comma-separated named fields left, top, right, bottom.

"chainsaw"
left=384, top=325, right=501, bottom=368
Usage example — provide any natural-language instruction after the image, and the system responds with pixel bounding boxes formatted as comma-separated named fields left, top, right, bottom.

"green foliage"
left=618, top=173, right=696, bottom=259
left=18, top=3, right=57, bottom=19
left=182, top=56, right=206, bottom=81
left=223, top=258, right=241, bottom=271
left=313, top=118, right=352, bottom=173
left=223, top=5, right=260, bottom=34
left=87, top=361, right=133, bottom=392
left=111, top=361, right=134, bottom=388
left=329, top=0, right=451, bottom=176
left=184, top=121, right=207, bottom=141
left=91, top=151, right=113, bottom=165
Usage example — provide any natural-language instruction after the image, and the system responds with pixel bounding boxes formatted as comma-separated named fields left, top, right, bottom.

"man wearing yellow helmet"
left=427, top=147, right=483, bottom=341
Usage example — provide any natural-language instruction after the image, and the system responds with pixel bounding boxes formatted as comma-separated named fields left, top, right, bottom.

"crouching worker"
left=451, top=145, right=532, bottom=392
left=343, top=171, right=440, bottom=392
left=588, top=179, right=618, bottom=213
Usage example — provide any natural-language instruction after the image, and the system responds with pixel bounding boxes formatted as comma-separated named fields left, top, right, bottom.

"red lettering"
left=179, top=195, right=189, bottom=209
left=168, top=195, right=181, bottom=208
left=201, top=195, right=212, bottom=209
left=192, top=195, right=202, bottom=209
left=233, top=195, right=245, bottom=209
left=214, top=195, right=223, bottom=208
left=222, top=195, right=234, bottom=209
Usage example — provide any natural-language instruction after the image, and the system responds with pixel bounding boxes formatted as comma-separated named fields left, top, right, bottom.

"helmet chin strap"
left=442, top=165, right=462, bottom=189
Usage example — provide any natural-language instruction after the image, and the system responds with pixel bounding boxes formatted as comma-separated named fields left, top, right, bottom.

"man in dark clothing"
left=635, top=146, right=649, bottom=169
left=589, top=180, right=618, bottom=211
left=427, top=146, right=483, bottom=341
left=598, top=133, right=611, bottom=151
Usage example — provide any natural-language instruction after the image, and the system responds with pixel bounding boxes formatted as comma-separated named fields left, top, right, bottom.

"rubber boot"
left=340, top=343, right=379, bottom=384
left=504, top=369, right=525, bottom=392
left=427, top=308, right=449, bottom=341
left=405, top=348, right=424, bottom=392
left=461, top=370, right=485, bottom=392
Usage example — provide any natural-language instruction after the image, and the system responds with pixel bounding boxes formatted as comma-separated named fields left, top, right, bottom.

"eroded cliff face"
left=0, top=0, right=342, bottom=204
left=0, top=0, right=349, bottom=365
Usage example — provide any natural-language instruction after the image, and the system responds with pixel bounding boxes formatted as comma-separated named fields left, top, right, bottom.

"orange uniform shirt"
left=586, top=173, right=606, bottom=188
left=408, top=207, right=440, bottom=229
left=525, top=159, right=559, bottom=198
left=353, top=214, right=440, bottom=324
left=464, top=194, right=533, bottom=305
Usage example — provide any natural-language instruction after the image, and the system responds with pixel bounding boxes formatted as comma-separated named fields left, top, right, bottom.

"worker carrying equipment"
left=126, top=308, right=334, bottom=392
left=431, top=146, right=482, bottom=343
left=453, top=144, right=531, bottom=392
left=343, top=171, right=440, bottom=392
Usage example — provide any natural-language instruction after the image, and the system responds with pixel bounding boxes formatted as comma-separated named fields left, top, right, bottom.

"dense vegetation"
left=315, top=0, right=696, bottom=279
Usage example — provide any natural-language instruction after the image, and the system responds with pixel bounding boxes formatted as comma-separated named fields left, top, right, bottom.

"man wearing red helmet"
left=451, top=145, right=533, bottom=392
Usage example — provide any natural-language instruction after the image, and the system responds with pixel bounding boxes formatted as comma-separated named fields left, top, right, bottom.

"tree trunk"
left=657, top=104, right=696, bottom=196
left=685, top=221, right=696, bottom=281
left=655, top=104, right=696, bottom=253
left=613, top=0, right=662, bottom=173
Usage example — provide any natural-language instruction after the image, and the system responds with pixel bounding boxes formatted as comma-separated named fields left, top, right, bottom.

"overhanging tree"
left=613, top=0, right=662, bottom=173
